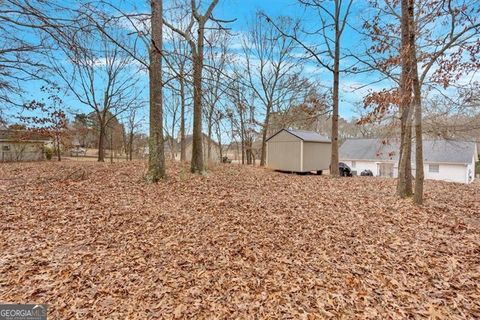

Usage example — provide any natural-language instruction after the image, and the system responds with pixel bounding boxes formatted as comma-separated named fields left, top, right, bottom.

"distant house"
left=0, top=130, right=50, bottom=162
left=340, top=138, right=478, bottom=184
left=164, top=133, right=222, bottom=163
left=225, top=140, right=262, bottom=163
left=266, top=129, right=331, bottom=173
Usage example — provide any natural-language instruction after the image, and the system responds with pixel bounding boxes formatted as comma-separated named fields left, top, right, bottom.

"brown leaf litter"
left=0, top=161, right=479, bottom=319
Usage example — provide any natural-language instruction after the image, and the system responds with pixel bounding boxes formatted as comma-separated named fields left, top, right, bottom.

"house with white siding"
left=339, top=139, right=478, bottom=184
left=0, top=129, right=50, bottom=162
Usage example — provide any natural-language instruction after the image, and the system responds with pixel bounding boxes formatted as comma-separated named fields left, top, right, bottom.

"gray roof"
left=267, top=129, right=331, bottom=143
left=340, top=138, right=477, bottom=164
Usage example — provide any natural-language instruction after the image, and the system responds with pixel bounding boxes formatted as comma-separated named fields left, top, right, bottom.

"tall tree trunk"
left=122, top=128, right=128, bottom=161
left=412, top=70, right=423, bottom=204
left=330, top=44, right=340, bottom=176
left=329, top=1, right=342, bottom=177
left=98, top=122, right=106, bottom=162
left=260, top=104, right=272, bottom=167
left=397, top=0, right=413, bottom=197
left=239, top=104, right=245, bottom=165
left=207, top=109, right=213, bottom=163
left=55, top=133, right=61, bottom=161
left=146, top=0, right=166, bottom=182
left=179, top=72, right=186, bottom=162
left=170, top=103, right=177, bottom=161
left=110, top=127, right=113, bottom=163
left=190, top=47, right=205, bottom=173
left=129, top=131, right=134, bottom=161
left=216, top=127, right=223, bottom=161
left=409, top=0, right=424, bottom=204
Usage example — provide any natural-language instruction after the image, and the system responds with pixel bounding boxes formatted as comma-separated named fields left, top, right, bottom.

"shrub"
left=44, top=146, right=54, bottom=160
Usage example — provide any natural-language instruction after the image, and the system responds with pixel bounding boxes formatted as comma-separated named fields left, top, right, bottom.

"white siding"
left=342, top=159, right=474, bottom=184
left=302, top=142, right=331, bottom=171
left=343, top=160, right=381, bottom=176
left=424, top=163, right=468, bottom=184
left=266, top=131, right=302, bottom=171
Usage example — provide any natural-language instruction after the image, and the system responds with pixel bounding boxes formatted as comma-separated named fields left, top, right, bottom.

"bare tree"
left=163, top=0, right=227, bottom=174
left=203, top=29, right=232, bottom=165
left=226, top=72, right=259, bottom=165
left=243, top=12, right=306, bottom=166
left=164, top=6, right=192, bottom=162
left=78, top=1, right=168, bottom=179
left=0, top=1, right=78, bottom=110
left=51, top=28, right=142, bottom=162
left=122, top=106, right=144, bottom=161
left=146, top=0, right=166, bottom=181
left=361, top=0, right=480, bottom=202
left=423, top=87, right=480, bottom=141
left=264, top=0, right=353, bottom=175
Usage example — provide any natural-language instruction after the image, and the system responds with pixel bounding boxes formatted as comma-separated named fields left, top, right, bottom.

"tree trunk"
left=146, top=0, right=166, bottom=182
left=110, top=127, right=114, bottom=163
left=129, top=131, right=134, bottom=161
left=170, top=103, right=177, bottom=161
left=260, top=104, right=272, bottom=167
left=330, top=4, right=341, bottom=177
left=98, top=122, right=106, bottom=162
left=207, top=110, right=213, bottom=164
left=217, top=129, right=223, bottom=161
left=179, top=72, right=186, bottom=162
left=409, top=0, right=424, bottom=204
left=190, top=41, right=205, bottom=173
left=397, top=0, right=414, bottom=197
left=413, top=72, right=423, bottom=204
left=55, top=133, right=61, bottom=161
left=330, top=55, right=340, bottom=176
left=239, top=104, right=245, bottom=165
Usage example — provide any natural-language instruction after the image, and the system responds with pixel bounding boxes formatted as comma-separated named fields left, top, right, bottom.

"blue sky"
left=6, top=0, right=478, bottom=142
left=12, top=0, right=388, bottom=133
left=213, top=0, right=384, bottom=118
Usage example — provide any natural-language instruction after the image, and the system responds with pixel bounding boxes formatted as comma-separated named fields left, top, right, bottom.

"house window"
left=429, top=164, right=439, bottom=173
left=351, top=161, right=356, bottom=168
left=2, top=145, right=10, bottom=151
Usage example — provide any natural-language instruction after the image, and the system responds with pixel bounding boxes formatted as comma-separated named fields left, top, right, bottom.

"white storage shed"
left=266, top=129, right=331, bottom=173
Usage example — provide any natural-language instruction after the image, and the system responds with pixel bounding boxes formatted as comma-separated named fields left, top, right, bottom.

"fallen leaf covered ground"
left=0, top=160, right=479, bottom=319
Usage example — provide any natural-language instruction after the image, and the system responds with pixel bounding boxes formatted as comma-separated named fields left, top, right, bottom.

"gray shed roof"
left=340, top=138, right=477, bottom=164
left=267, top=129, right=331, bottom=143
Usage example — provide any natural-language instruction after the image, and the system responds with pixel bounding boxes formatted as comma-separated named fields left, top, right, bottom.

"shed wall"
left=302, top=142, right=331, bottom=171
left=266, top=139, right=302, bottom=171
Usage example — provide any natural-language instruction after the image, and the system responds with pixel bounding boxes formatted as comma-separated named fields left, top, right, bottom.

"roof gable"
left=267, top=129, right=330, bottom=143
